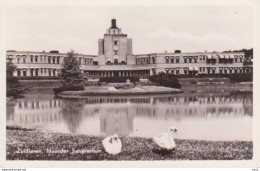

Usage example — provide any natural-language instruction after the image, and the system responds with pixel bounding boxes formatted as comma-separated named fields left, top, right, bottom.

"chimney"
left=111, top=19, right=118, bottom=29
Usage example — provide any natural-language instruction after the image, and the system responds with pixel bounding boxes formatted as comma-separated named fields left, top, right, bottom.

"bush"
left=53, top=85, right=84, bottom=95
left=7, top=88, right=24, bottom=98
left=6, top=76, right=24, bottom=98
left=99, top=76, right=140, bottom=83
left=190, top=80, right=197, bottom=84
left=149, top=73, right=181, bottom=89
left=229, top=73, right=253, bottom=82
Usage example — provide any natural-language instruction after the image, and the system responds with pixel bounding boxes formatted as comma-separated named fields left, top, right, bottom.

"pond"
left=7, top=90, right=253, bottom=141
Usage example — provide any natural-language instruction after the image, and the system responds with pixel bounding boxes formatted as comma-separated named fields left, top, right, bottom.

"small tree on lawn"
left=61, top=50, right=83, bottom=86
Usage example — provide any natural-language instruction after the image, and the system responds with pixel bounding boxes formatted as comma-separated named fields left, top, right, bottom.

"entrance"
left=35, top=69, right=39, bottom=77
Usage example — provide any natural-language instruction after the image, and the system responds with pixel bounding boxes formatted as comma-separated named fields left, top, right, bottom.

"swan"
left=152, top=126, right=178, bottom=151
left=102, top=134, right=122, bottom=155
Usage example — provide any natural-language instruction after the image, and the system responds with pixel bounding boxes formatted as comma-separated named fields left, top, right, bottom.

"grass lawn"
left=6, top=128, right=253, bottom=160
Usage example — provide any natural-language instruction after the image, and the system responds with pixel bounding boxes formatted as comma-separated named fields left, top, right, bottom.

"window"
left=53, top=57, right=56, bottom=64
left=23, top=70, right=27, bottom=76
left=152, top=57, right=155, bottom=64
left=184, top=59, right=187, bottom=63
left=176, top=57, right=179, bottom=63
left=114, top=41, right=118, bottom=45
left=165, top=56, right=169, bottom=63
left=57, top=57, right=60, bottom=64
left=194, top=58, right=197, bottom=63
left=35, top=56, right=38, bottom=62
left=17, top=70, right=21, bottom=77
left=23, top=58, right=26, bottom=63
left=171, top=57, right=174, bottom=63
left=114, top=50, right=118, bottom=55
left=17, top=56, right=20, bottom=63
left=189, top=58, right=192, bottom=63
left=48, top=57, right=51, bottom=64
left=114, top=58, right=118, bottom=65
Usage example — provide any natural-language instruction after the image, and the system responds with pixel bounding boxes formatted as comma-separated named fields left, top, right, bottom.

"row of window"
left=165, top=67, right=251, bottom=75
left=15, top=55, right=95, bottom=65
left=136, top=55, right=245, bottom=65
left=16, top=68, right=59, bottom=77
left=166, top=56, right=244, bottom=64
left=135, top=57, right=156, bottom=65
left=78, top=58, right=93, bottom=65
left=16, top=56, right=61, bottom=64
left=165, top=55, right=243, bottom=59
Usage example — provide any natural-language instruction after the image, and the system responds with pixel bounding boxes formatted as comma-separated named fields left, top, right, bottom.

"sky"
left=5, top=5, right=253, bottom=55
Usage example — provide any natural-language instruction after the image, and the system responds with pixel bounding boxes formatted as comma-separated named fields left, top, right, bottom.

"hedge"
left=229, top=73, right=253, bottom=82
left=53, top=85, right=84, bottom=95
left=149, top=73, right=181, bottom=89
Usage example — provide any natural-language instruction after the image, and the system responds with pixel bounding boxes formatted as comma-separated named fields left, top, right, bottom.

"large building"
left=6, top=19, right=253, bottom=78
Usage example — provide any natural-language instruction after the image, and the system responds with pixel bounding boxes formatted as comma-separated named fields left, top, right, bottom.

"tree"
left=7, top=58, right=16, bottom=77
left=53, top=50, right=84, bottom=94
left=61, top=50, right=83, bottom=86
left=6, top=58, right=24, bottom=98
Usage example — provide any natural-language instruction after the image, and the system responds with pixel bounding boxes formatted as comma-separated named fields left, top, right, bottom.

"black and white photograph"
left=1, top=0, right=260, bottom=168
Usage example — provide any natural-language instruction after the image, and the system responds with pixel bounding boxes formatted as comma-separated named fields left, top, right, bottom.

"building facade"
left=6, top=19, right=253, bottom=78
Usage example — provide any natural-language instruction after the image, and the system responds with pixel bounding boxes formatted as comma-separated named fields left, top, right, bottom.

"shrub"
left=149, top=73, right=181, bottom=89
left=99, top=76, right=139, bottom=83
left=190, top=80, right=197, bottom=84
left=53, top=85, right=84, bottom=95
left=229, top=73, right=253, bottom=83
left=6, top=76, right=24, bottom=98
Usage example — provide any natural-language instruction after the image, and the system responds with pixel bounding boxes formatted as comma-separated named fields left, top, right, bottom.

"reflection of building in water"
left=99, top=107, right=134, bottom=136
left=242, top=94, right=253, bottom=116
left=83, top=94, right=252, bottom=120
left=7, top=93, right=252, bottom=136
left=8, top=99, right=63, bottom=125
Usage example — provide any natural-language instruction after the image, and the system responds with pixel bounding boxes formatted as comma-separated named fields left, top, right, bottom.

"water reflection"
left=6, top=91, right=253, bottom=141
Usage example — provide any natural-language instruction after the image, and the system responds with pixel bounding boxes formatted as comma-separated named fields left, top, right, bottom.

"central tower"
left=98, top=19, right=133, bottom=65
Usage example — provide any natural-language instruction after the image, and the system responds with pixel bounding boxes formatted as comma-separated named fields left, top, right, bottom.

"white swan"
left=102, top=134, right=122, bottom=155
left=152, top=126, right=177, bottom=150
